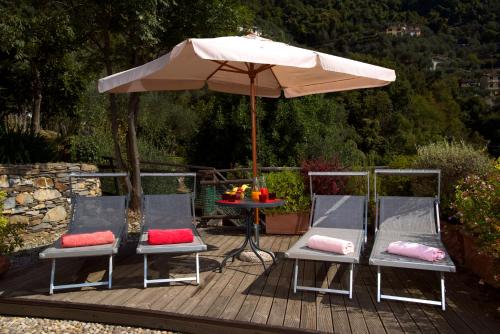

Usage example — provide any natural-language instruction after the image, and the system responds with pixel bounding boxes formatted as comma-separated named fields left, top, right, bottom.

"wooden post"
left=249, top=66, right=260, bottom=232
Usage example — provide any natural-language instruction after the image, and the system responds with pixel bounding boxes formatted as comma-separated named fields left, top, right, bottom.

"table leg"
left=254, top=223, right=260, bottom=247
left=249, top=234, right=276, bottom=265
left=219, top=213, right=253, bottom=272
left=219, top=208, right=276, bottom=272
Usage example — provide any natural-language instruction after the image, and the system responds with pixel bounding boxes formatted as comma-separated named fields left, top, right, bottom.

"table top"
left=216, top=198, right=285, bottom=209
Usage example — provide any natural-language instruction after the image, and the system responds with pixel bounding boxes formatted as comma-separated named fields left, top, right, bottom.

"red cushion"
left=147, top=228, right=194, bottom=245
left=61, top=231, right=115, bottom=248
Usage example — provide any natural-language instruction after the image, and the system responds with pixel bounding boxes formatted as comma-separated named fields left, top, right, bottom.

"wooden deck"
left=0, top=229, right=498, bottom=334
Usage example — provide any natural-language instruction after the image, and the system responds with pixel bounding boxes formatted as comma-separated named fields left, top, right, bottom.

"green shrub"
left=0, top=191, right=24, bottom=254
left=378, top=154, right=418, bottom=196
left=265, top=170, right=310, bottom=214
left=413, top=140, right=492, bottom=212
left=0, top=128, right=58, bottom=163
left=69, top=135, right=102, bottom=163
left=453, top=172, right=500, bottom=257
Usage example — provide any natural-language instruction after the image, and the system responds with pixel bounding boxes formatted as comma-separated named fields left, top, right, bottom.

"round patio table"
left=216, top=198, right=284, bottom=271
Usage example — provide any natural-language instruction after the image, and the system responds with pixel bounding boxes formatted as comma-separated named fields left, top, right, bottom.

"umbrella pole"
left=249, top=71, right=260, bottom=245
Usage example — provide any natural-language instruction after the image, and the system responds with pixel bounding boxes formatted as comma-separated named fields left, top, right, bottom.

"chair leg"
left=50, top=259, right=56, bottom=295
left=440, top=272, right=446, bottom=311
left=143, top=255, right=148, bottom=288
left=108, top=255, right=113, bottom=289
left=293, top=259, right=299, bottom=293
left=349, top=263, right=354, bottom=299
left=377, top=266, right=381, bottom=303
left=195, top=253, right=200, bottom=285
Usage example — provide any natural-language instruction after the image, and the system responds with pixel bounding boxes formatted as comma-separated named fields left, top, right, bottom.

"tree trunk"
left=31, top=63, right=42, bottom=134
left=103, top=30, right=131, bottom=194
left=126, top=92, right=141, bottom=210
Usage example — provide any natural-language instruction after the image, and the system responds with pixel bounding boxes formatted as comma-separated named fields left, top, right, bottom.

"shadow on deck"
left=0, top=229, right=498, bottom=334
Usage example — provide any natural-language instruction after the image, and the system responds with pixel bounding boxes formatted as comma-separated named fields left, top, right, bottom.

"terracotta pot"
left=265, top=211, right=310, bottom=235
left=441, top=222, right=465, bottom=265
left=462, top=232, right=499, bottom=288
left=0, top=255, right=10, bottom=278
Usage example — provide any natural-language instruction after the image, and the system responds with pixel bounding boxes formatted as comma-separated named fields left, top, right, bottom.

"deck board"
left=0, top=229, right=499, bottom=334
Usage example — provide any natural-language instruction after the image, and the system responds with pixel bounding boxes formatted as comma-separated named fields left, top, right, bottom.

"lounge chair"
left=369, top=169, right=455, bottom=310
left=39, top=172, right=129, bottom=295
left=137, top=173, right=207, bottom=288
left=285, top=171, right=369, bottom=298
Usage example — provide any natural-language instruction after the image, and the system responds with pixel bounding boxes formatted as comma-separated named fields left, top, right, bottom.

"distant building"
left=480, top=69, right=500, bottom=96
left=459, top=79, right=480, bottom=88
left=385, top=25, right=421, bottom=37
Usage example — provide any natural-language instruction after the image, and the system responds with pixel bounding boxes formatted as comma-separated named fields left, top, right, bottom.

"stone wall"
left=0, top=163, right=101, bottom=247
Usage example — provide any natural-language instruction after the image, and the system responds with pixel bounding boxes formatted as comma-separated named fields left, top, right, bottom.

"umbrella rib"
left=255, top=64, right=274, bottom=74
left=269, top=67, right=285, bottom=90
left=299, top=76, right=360, bottom=88
left=206, top=61, right=227, bottom=81
left=211, top=60, right=248, bottom=74
left=219, top=68, right=249, bottom=74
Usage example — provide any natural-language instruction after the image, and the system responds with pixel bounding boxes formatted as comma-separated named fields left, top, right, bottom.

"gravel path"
left=0, top=315, right=181, bottom=334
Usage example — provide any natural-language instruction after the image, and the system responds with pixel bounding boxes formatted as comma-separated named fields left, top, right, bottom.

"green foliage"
left=265, top=170, right=310, bottom=214
left=453, top=172, right=500, bottom=257
left=1, top=0, right=499, bottom=174
left=259, top=95, right=364, bottom=166
left=378, top=155, right=418, bottom=196
left=68, top=135, right=102, bottom=163
left=413, top=140, right=492, bottom=211
left=0, top=127, right=58, bottom=163
left=0, top=191, right=24, bottom=254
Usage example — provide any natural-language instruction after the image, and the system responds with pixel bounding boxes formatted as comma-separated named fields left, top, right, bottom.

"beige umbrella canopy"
left=98, top=34, right=396, bottom=176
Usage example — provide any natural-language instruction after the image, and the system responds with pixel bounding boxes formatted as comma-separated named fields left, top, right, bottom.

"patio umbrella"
left=98, top=34, right=396, bottom=177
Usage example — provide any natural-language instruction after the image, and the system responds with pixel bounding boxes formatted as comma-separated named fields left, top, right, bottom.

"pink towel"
left=61, top=231, right=115, bottom=248
left=307, top=235, right=354, bottom=255
left=387, top=241, right=445, bottom=262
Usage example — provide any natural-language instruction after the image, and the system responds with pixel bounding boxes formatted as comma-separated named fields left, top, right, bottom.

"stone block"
left=32, top=222, right=52, bottom=231
left=15, top=192, right=34, bottom=205
left=32, top=203, right=46, bottom=210
left=29, top=218, right=42, bottom=226
left=10, top=207, right=26, bottom=214
left=33, top=189, right=61, bottom=201
left=81, top=163, right=97, bottom=172
left=42, top=205, right=67, bottom=223
left=3, top=197, right=15, bottom=209
left=0, top=175, right=9, bottom=188
left=26, top=210, right=40, bottom=216
left=34, top=177, right=54, bottom=188
left=54, top=181, right=68, bottom=192
left=10, top=177, right=21, bottom=186
left=9, top=215, right=29, bottom=225
left=20, top=179, right=33, bottom=186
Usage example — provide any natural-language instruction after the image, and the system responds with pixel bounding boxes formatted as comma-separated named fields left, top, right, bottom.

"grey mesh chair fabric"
left=286, top=171, right=369, bottom=299
left=369, top=169, right=455, bottom=310
left=286, top=195, right=366, bottom=264
left=39, top=183, right=128, bottom=295
left=136, top=180, right=207, bottom=288
left=378, top=196, right=437, bottom=234
left=136, top=194, right=207, bottom=255
left=371, top=196, right=454, bottom=272
left=40, top=196, right=127, bottom=259
left=313, top=195, right=365, bottom=229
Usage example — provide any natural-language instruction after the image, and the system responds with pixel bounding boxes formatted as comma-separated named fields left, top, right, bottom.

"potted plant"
left=264, top=170, right=311, bottom=234
left=452, top=170, right=499, bottom=287
left=0, top=191, right=24, bottom=277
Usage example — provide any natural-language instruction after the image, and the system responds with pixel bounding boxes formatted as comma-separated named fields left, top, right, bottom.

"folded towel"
left=307, top=235, right=354, bottom=255
left=387, top=241, right=445, bottom=262
left=61, top=231, right=115, bottom=248
left=148, top=228, right=194, bottom=245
